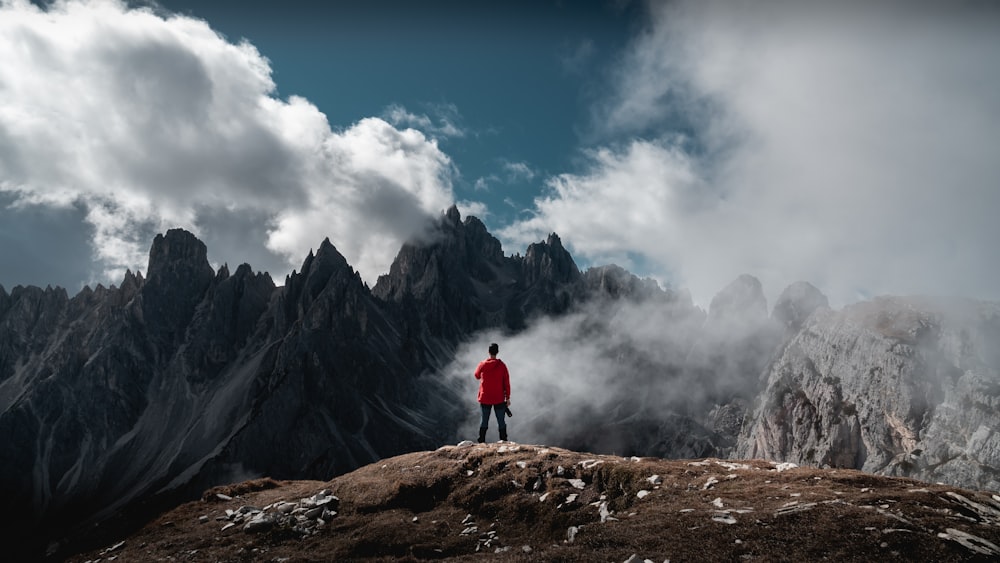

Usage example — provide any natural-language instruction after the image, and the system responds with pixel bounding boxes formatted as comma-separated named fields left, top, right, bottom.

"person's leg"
left=494, top=404, right=507, bottom=441
left=478, top=404, right=490, bottom=443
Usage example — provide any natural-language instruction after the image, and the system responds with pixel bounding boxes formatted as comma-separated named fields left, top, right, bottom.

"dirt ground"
left=68, top=442, right=1000, bottom=562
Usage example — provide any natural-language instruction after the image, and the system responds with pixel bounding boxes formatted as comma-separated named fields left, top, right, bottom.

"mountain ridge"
left=1, top=207, right=999, bottom=560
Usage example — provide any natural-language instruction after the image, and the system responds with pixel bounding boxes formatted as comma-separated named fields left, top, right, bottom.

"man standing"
left=474, top=342, right=511, bottom=443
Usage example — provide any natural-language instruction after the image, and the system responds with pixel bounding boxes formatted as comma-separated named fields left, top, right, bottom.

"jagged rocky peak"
left=140, top=229, right=217, bottom=342
left=580, top=264, right=661, bottom=300
left=282, top=237, right=360, bottom=322
left=373, top=206, right=506, bottom=302
left=772, top=281, right=829, bottom=330
left=463, top=214, right=503, bottom=262
left=523, top=232, right=580, bottom=286
left=709, top=274, right=768, bottom=322
left=298, top=238, right=354, bottom=289
left=0, top=283, right=9, bottom=318
left=146, top=228, right=213, bottom=284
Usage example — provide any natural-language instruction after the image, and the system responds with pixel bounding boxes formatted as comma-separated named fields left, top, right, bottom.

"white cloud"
left=456, top=200, right=489, bottom=221
left=472, top=175, right=498, bottom=192
left=505, top=0, right=1000, bottom=307
left=0, top=0, right=454, bottom=284
left=383, top=102, right=466, bottom=139
left=502, top=161, right=535, bottom=182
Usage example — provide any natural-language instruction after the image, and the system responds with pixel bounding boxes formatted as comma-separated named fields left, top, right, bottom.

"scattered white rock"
left=944, top=491, right=1000, bottom=520
left=220, top=490, right=339, bottom=536
left=567, top=526, right=580, bottom=543
left=579, top=459, right=604, bottom=469
left=412, top=516, right=419, bottom=523
left=937, top=529, right=1000, bottom=556
left=460, top=526, right=478, bottom=536
left=243, top=513, right=275, bottom=533
left=522, top=545, right=533, bottom=553
left=102, top=541, right=126, bottom=554
left=775, top=502, right=818, bottom=516
left=715, top=461, right=751, bottom=471
left=456, top=440, right=475, bottom=448
left=711, top=498, right=724, bottom=508
left=702, top=477, right=719, bottom=490
left=712, top=513, right=737, bottom=525
left=637, top=490, right=650, bottom=499
left=563, top=493, right=579, bottom=506
left=539, top=492, right=550, bottom=502
left=646, top=474, right=662, bottom=485
left=516, top=461, right=527, bottom=469
left=215, top=493, right=233, bottom=501
left=198, top=515, right=208, bottom=523
left=466, top=470, right=474, bottom=476
left=569, top=478, right=586, bottom=489
left=557, top=465, right=565, bottom=475
left=624, top=555, right=640, bottom=563
left=771, top=462, right=798, bottom=472
left=462, top=514, right=475, bottom=525
left=630, top=456, right=642, bottom=462
left=599, top=501, right=616, bottom=523
left=498, top=445, right=521, bottom=453
left=679, top=509, right=695, bottom=513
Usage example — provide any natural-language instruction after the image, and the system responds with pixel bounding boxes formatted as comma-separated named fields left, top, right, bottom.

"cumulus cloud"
left=0, top=0, right=454, bottom=286
left=503, top=0, right=1000, bottom=306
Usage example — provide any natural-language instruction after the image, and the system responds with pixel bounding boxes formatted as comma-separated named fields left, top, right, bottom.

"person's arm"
left=503, top=364, right=511, bottom=404
left=474, top=361, right=483, bottom=380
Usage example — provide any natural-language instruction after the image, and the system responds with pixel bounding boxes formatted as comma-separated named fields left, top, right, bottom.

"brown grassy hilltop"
left=69, top=443, right=1000, bottom=562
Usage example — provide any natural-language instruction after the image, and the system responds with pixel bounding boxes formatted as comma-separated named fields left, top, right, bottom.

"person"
left=474, top=342, right=511, bottom=443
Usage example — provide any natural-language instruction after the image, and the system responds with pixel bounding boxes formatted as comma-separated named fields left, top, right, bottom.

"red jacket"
left=474, top=357, right=510, bottom=405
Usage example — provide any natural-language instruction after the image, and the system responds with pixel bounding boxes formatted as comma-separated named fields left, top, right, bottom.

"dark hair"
left=488, top=343, right=499, bottom=355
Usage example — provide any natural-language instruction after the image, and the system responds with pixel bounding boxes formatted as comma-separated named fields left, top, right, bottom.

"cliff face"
left=737, top=296, right=1000, bottom=491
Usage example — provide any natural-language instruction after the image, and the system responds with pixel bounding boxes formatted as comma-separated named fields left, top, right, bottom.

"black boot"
left=499, top=428, right=508, bottom=442
left=478, top=427, right=487, bottom=443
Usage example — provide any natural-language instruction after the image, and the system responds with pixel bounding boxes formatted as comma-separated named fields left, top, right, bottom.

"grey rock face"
left=772, top=281, right=829, bottom=331
left=709, top=274, right=768, bottom=323
left=737, top=296, right=1000, bottom=491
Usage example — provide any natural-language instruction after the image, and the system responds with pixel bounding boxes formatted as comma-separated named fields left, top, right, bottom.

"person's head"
left=488, top=343, right=499, bottom=357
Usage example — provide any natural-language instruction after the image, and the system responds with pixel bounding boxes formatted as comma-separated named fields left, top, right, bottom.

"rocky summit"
left=67, top=442, right=1000, bottom=562
left=1, top=207, right=999, bottom=560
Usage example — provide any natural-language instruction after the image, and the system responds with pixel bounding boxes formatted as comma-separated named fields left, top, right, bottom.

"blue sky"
left=159, top=0, right=639, bottom=224
left=2, top=0, right=1000, bottom=307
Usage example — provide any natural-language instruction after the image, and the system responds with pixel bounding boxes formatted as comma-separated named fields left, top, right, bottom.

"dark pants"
left=479, top=403, right=506, bottom=430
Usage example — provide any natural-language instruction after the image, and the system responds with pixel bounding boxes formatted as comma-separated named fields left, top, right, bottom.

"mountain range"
left=2, top=206, right=998, bottom=560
